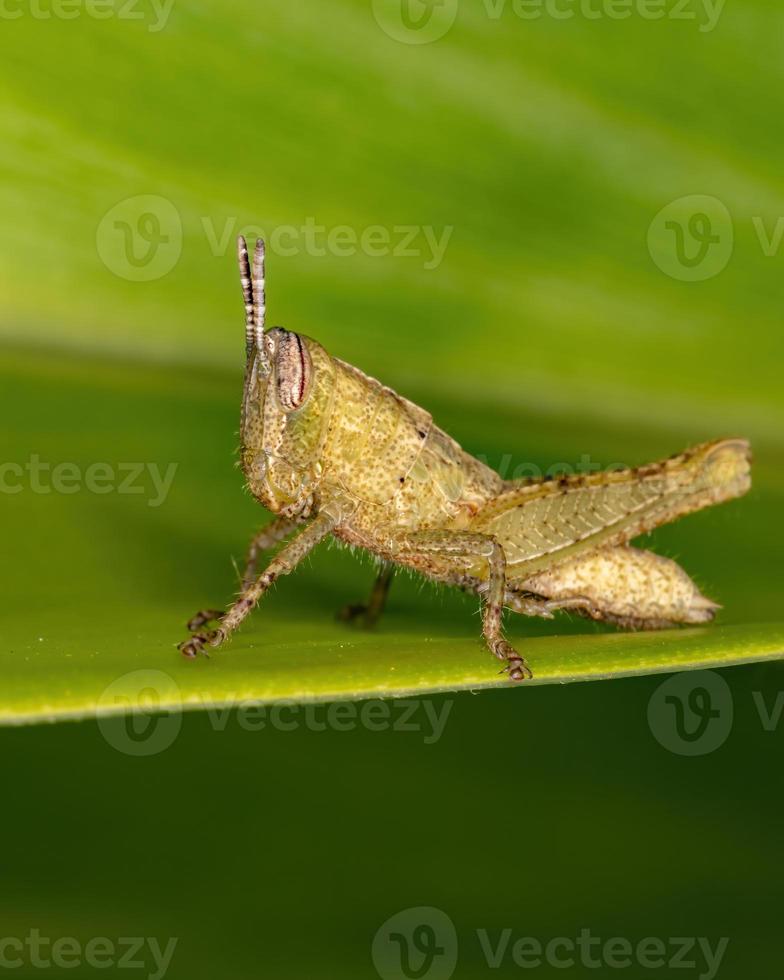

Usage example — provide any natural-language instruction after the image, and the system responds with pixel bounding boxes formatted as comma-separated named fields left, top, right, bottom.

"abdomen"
left=516, top=545, right=719, bottom=628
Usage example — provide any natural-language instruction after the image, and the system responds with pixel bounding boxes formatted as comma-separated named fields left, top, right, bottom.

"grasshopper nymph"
left=178, top=237, right=752, bottom=681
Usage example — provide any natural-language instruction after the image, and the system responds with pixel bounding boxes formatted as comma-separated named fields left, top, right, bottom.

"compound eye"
left=274, top=331, right=311, bottom=411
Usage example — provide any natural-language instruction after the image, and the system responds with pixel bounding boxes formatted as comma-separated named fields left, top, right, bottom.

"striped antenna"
left=252, top=237, right=266, bottom=352
left=237, top=235, right=255, bottom=355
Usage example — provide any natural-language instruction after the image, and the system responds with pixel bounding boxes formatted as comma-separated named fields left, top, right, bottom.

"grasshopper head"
left=237, top=237, right=334, bottom=515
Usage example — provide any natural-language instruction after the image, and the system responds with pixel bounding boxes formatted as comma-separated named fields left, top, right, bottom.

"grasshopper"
left=178, top=236, right=752, bottom=680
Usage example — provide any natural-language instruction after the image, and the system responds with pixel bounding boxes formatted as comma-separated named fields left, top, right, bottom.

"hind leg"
left=507, top=593, right=597, bottom=619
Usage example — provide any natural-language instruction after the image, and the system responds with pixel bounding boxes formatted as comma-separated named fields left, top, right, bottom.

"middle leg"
left=387, top=530, right=532, bottom=681
left=339, top=561, right=395, bottom=628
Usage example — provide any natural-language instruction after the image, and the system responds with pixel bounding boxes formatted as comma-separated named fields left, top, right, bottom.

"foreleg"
left=185, top=515, right=297, bottom=633
left=179, top=510, right=337, bottom=658
left=240, top=515, right=298, bottom=591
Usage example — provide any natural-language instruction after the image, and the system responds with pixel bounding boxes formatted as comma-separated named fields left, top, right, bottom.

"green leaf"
left=5, top=619, right=784, bottom=727
left=2, top=347, right=782, bottom=725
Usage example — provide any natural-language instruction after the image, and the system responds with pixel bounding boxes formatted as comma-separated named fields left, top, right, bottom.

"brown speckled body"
left=178, top=237, right=752, bottom=681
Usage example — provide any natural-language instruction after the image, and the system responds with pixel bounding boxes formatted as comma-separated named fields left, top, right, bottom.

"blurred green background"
left=2, top=0, right=784, bottom=976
